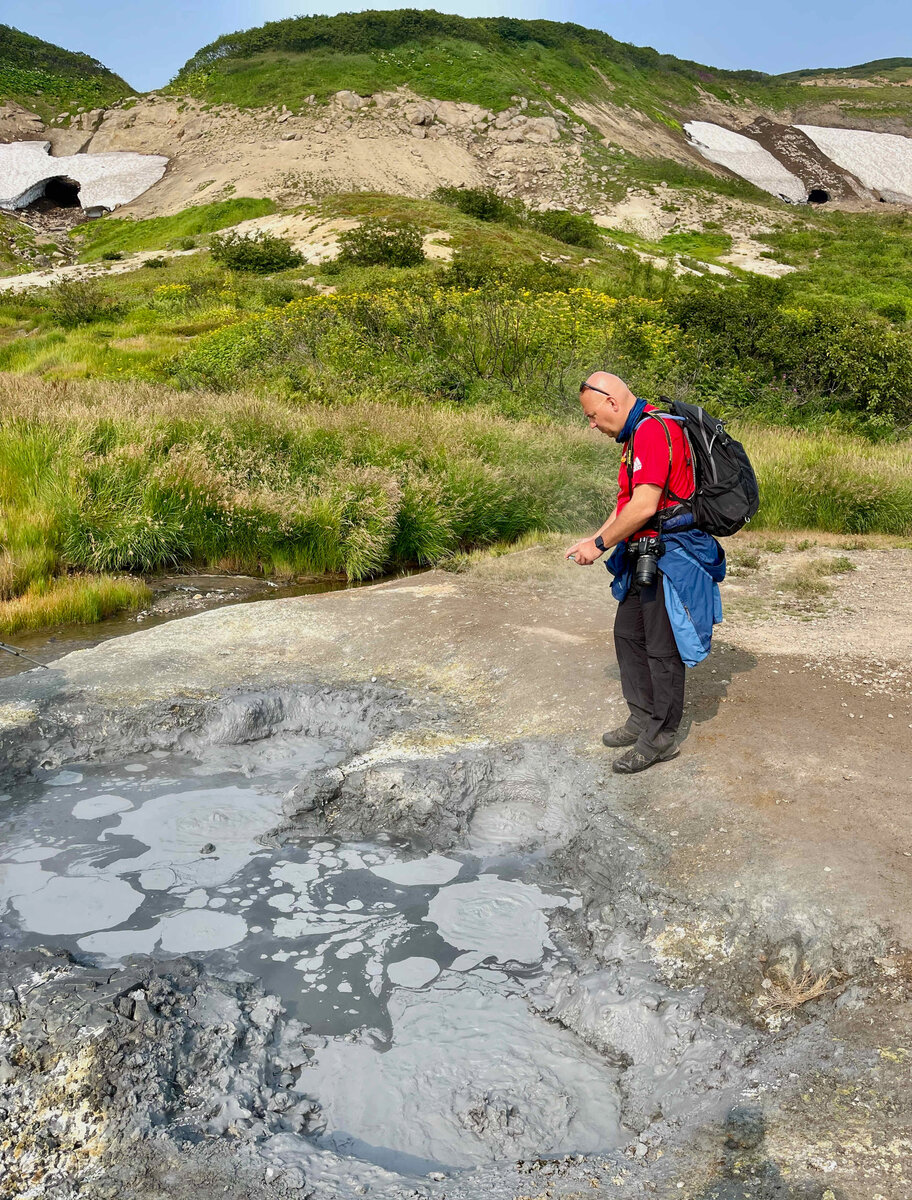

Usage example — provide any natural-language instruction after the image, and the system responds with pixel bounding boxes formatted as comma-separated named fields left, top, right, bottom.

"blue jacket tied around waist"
left=605, top=530, right=726, bottom=667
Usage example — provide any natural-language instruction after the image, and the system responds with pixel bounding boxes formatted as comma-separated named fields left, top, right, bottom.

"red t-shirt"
left=616, top=404, right=695, bottom=536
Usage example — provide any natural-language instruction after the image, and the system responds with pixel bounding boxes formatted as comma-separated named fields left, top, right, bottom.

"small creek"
left=0, top=748, right=630, bottom=1173
left=0, top=571, right=378, bottom=679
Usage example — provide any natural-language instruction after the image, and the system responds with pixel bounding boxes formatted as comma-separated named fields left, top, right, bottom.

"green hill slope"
left=170, top=10, right=912, bottom=127
left=778, top=57, right=912, bottom=83
left=0, top=24, right=133, bottom=116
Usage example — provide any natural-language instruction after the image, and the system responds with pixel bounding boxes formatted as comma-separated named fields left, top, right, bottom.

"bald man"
left=565, top=373, right=698, bottom=773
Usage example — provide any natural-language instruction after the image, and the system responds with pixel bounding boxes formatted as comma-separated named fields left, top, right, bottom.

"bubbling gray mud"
left=0, top=751, right=636, bottom=1173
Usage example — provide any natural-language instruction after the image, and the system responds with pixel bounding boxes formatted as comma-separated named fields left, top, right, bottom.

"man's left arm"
left=565, top=484, right=663, bottom=565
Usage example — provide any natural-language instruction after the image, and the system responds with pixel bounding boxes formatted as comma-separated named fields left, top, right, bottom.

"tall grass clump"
left=0, top=575, right=151, bottom=636
left=734, top=423, right=912, bottom=534
left=45, top=278, right=121, bottom=328
left=0, top=376, right=617, bottom=621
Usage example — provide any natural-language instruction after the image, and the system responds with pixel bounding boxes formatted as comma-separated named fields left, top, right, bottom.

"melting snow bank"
left=684, top=121, right=806, bottom=202
left=796, top=125, right=912, bottom=204
left=0, top=140, right=167, bottom=212
left=685, top=119, right=912, bottom=206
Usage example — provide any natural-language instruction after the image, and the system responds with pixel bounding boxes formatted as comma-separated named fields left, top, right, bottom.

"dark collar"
left=616, top=397, right=648, bottom=444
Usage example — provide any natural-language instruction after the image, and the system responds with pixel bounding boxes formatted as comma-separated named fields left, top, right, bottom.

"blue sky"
left=6, top=0, right=911, bottom=92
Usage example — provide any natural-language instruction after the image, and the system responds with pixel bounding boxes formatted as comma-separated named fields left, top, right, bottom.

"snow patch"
left=0, top=140, right=167, bottom=211
left=684, top=121, right=806, bottom=202
left=796, top=126, right=912, bottom=204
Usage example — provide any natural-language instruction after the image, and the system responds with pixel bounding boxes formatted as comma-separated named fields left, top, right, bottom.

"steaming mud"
left=0, top=749, right=640, bottom=1173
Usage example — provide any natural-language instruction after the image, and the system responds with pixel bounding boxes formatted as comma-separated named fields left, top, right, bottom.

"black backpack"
left=630, top=399, right=760, bottom=538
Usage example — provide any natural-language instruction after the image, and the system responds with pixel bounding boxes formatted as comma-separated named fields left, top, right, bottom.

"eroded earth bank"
left=1, top=544, right=910, bottom=1200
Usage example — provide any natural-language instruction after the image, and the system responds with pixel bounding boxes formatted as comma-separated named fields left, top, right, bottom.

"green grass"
left=597, top=223, right=738, bottom=271
left=765, top=211, right=912, bottom=316
left=0, top=575, right=150, bottom=636
left=71, top=198, right=278, bottom=262
left=170, top=14, right=755, bottom=118
left=169, top=11, right=912, bottom=134
left=0, top=24, right=132, bottom=116
left=0, top=374, right=618, bottom=603
left=738, top=423, right=912, bottom=534
left=4, top=202, right=912, bottom=432
left=659, top=230, right=733, bottom=260
left=0, top=381, right=909, bottom=637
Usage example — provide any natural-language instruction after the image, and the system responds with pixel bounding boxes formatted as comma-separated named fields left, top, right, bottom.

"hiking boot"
left=601, top=724, right=640, bottom=748
left=612, top=742, right=680, bottom=774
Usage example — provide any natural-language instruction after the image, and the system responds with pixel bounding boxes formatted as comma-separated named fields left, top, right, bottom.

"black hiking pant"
left=613, top=574, right=684, bottom=752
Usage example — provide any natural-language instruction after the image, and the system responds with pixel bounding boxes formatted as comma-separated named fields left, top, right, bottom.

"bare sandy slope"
left=42, top=93, right=580, bottom=220
left=0, top=217, right=451, bottom=293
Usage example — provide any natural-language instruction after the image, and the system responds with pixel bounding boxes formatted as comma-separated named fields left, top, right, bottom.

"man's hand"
left=565, top=538, right=603, bottom=566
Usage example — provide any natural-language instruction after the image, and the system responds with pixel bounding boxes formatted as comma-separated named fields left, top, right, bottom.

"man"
left=565, top=372, right=725, bottom=774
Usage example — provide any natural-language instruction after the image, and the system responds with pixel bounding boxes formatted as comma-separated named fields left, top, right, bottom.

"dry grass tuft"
left=759, top=965, right=836, bottom=1014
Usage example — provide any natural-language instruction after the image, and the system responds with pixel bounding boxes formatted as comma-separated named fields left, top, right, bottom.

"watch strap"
left=594, top=534, right=606, bottom=552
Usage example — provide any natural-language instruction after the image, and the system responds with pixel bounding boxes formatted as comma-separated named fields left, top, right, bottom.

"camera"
left=628, top=535, right=664, bottom=588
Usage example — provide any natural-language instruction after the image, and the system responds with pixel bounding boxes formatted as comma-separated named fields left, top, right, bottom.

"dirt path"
left=0, top=216, right=452, bottom=293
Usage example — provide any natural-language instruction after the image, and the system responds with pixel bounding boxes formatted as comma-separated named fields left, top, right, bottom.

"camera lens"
left=634, top=552, right=658, bottom=588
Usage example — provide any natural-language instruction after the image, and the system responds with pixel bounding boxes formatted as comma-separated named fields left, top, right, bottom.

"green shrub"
left=440, top=248, right=576, bottom=292
left=44, top=278, right=120, bottom=327
left=260, top=278, right=312, bottom=306
left=877, top=300, right=907, bottom=325
left=337, top=219, right=425, bottom=268
left=432, top=185, right=520, bottom=224
left=174, top=236, right=197, bottom=251
left=672, top=278, right=912, bottom=425
left=527, top=209, right=602, bottom=248
left=209, top=230, right=304, bottom=273
left=144, top=256, right=168, bottom=269
left=100, top=250, right=123, bottom=261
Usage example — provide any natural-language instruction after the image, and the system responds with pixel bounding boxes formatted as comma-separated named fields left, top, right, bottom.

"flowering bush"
left=173, top=285, right=676, bottom=407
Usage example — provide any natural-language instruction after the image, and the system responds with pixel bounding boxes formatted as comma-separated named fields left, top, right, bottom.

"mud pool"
left=0, top=749, right=641, bottom=1173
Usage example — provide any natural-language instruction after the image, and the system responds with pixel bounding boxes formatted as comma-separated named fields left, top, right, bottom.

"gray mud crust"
left=1, top=673, right=910, bottom=1199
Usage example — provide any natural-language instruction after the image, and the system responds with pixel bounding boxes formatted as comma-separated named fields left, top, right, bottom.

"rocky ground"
left=0, top=536, right=910, bottom=1198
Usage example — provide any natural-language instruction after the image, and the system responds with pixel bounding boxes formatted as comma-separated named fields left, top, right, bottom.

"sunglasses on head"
left=580, top=382, right=611, bottom=398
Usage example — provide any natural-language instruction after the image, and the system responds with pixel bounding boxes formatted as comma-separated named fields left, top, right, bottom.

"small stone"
left=200, top=843, right=216, bottom=854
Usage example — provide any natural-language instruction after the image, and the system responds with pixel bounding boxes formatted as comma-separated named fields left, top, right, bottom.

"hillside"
left=0, top=12, right=911, bottom=641
left=171, top=11, right=912, bottom=135
left=0, top=24, right=133, bottom=118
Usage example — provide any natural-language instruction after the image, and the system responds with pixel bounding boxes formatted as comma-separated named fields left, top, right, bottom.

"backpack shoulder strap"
left=626, top=411, right=692, bottom=506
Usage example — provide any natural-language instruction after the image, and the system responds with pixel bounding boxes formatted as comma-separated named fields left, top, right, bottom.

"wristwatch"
left=594, top=535, right=606, bottom=552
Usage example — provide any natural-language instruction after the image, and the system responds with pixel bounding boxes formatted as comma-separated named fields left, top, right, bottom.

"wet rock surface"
left=0, top=948, right=313, bottom=1199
